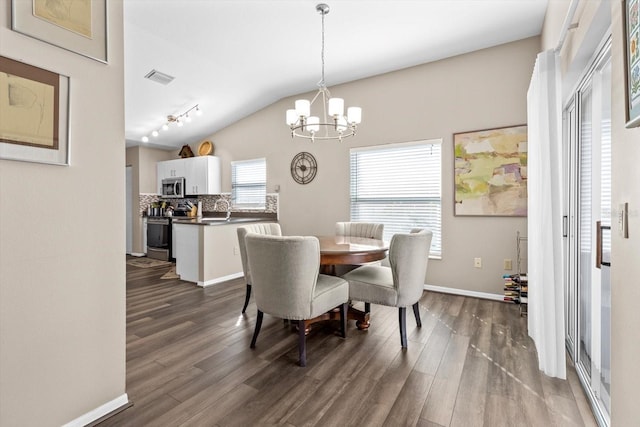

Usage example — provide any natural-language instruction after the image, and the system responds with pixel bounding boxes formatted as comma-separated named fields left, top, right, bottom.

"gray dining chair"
left=334, top=221, right=385, bottom=276
left=335, top=222, right=384, bottom=240
left=237, top=223, right=282, bottom=313
left=341, top=228, right=432, bottom=348
left=245, top=233, right=349, bottom=367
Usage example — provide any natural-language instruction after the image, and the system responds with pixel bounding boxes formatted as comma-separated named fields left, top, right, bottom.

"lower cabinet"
left=173, top=222, right=244, bottom=286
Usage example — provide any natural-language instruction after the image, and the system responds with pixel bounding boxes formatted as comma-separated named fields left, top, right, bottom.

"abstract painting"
left=12, top=0, right=107, bottom=63
left=0, top=58, right=58, bottom=149
left=0, top=56, right=69, bottom=165
left=34, top=0, right=93, bottom=38
left=454, top=125, right=528, bottom=216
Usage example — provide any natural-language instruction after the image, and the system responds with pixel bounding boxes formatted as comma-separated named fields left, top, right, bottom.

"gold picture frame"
left=11, top=0, right=108, bottom=63
left=0, top=56, right=70, bottom=166
left=454, top=125, right=528, bottom=216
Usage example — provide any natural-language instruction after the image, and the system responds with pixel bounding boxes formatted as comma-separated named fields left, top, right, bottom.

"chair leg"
left=241, top=284, right=252, bottom=313
left=250, top=310, right=263, bottom=348
left=298, top=319, right=307, bottom=367
left=365, top=302, right=371, bottom=314
left=412, top=302, right=422, bottom=328
left=340, top=303, right=348, bottom=338
left=399, top=307, right=408, bottom=348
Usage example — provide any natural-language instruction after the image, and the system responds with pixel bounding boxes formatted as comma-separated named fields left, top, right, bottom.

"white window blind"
left=231, top=158, right=266, bottom=209
left=350, top=140, right=442, bottom=257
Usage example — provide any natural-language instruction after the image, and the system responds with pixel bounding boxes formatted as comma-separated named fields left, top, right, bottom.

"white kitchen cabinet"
left=157, top=156, right=221, bottom=196
left=172, top=221, right=178, bottom=260
left=184, top=156, right=221, bottom=196
left=173, top=221, right=245, bottom=286
left=156, top=158, right=186, bottom=194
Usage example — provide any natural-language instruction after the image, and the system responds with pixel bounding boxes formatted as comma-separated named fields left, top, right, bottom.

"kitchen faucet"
left=214, top=198, right=231, bottom=220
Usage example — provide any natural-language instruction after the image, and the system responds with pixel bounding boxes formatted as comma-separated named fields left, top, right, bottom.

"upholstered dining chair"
left=342, top=229, right=432, bottom=348
left=245, top=234, right=349, bottom=367
left=237, top=223, right=282, bottom=313
left=335, top=222, right=384, bottom=240
left=334, top=222, right=385, bottom=276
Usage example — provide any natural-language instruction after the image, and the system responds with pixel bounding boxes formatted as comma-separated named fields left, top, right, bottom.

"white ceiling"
left=124, top=0, right=549, bottom=150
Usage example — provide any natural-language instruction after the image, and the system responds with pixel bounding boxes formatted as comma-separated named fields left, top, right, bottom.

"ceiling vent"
left=144, top=69, right=175, bottom=85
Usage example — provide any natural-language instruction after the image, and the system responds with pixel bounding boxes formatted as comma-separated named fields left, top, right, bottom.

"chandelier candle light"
left=286, top=3, right=362, bottom=142
left=141, top=104, right=203, bottom=143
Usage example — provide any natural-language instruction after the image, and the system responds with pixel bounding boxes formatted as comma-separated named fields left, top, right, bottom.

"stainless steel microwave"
left=161, top=177, right=185, bottom=198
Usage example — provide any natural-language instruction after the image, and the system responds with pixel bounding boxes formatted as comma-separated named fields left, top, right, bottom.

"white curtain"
left=527, top=50, right=566, bottom=379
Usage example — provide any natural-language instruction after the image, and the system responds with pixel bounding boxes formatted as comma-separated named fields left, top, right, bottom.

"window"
left=350, top=140, right=442, bottom=257
left=231, top=158, right=266, bottom=209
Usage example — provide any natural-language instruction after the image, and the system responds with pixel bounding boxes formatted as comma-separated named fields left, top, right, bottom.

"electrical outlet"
left=504, top=259, right=513, bottom=270
left=233, top=246, right=239, bottom=255
left=474, top=257, right=482, bottom=268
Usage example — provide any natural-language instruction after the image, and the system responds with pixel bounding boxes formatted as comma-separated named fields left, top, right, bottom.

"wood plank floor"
left=99, top=260, right=598, bottom=427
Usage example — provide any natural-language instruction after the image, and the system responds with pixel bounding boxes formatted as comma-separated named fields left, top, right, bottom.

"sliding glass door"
left=564, top=41, right=611, bottom=426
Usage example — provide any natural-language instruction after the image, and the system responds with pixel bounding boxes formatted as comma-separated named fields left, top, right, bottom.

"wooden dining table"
left=318, top=235, right=389, bottom=271
left=315, top=235, right=389, bottom=330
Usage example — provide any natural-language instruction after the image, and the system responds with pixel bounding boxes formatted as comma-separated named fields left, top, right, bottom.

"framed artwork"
left=11, top=0, right=108, bottom=63
left=0, top=56, right=70, bottom=166
left=625, top=0, right=640, bottom=127
left=454, top=125, right=528, bottom=216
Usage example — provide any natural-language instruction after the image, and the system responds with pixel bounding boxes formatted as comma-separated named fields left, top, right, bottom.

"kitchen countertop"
left=172, top=217, right=276, bottom=226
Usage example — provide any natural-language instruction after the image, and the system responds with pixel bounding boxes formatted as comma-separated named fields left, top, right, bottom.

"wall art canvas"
left=625, top=0, right=640, bottom=127
left=11, top=0, right=107, bottom=63
left=0, top=56, right=70, bottom=165
left=454, top=125, right=528, bottom=216
left=34, top=0, right=93, bottom=38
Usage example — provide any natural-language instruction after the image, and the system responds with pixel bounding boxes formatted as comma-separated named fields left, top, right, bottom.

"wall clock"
left=290, top=152, right=318, bottom=184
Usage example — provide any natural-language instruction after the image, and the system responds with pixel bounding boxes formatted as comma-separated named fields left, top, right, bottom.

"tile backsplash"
left=139, top=193, right=278, bottom=217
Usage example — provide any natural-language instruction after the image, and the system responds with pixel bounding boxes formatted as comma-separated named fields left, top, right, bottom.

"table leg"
left=319, top=264, right=335, bottom=275
left=349, top=305, right=371, bottom=330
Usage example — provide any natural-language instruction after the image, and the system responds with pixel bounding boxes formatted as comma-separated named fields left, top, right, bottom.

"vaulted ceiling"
left=124, top=0, right=549, bottom=150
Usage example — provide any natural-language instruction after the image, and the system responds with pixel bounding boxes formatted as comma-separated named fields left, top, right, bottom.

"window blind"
left=350, top=140, right=442, bottom=257
left=231, top=158, right=266, bottom=209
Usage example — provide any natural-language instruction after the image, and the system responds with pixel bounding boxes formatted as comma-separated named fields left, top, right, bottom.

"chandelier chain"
left=319, top=8, right=326, bottom=88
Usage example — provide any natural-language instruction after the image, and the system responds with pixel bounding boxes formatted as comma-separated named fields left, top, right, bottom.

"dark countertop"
left=172, top=216, right=276, bottom=226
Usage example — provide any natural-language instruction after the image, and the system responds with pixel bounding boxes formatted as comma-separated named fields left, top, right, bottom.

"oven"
left=147, top=217, right=172, bottom=261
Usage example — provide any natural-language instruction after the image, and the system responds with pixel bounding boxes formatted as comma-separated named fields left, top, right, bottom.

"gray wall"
left=208, top=36, right=539, bottom=296
left=542, top=0, right=640, bottom=422
left=610, top=0, right=640, bottom=419
left=0, top=1, right=126, bottom=426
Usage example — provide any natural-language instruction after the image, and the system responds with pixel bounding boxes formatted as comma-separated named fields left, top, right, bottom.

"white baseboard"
left=424, top=284, right=504, bottom=301
left=129, top=252, right=146, bottom=257
left=198, top=272, right=244, bottom=287
left=62, top=393, right=129, bottom=427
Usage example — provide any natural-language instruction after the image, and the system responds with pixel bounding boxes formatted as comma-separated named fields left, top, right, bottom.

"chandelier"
left=286, top=3, right=362, bottom=142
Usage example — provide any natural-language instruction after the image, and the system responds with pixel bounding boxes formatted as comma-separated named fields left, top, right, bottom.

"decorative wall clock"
left=290, top=152, right=317, bottom=184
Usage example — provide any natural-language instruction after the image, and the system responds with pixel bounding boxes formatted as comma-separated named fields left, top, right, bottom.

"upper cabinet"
left=185, top=156, right=221, bottom=195
left=157, top=159, right=187, bottom=194
left=158, top=158, right=186, bottom=179
left=157, top=156, right=221, bottom=196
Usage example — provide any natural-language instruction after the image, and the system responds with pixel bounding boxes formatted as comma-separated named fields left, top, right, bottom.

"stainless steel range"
left=147, top=216, right=172, bottom=261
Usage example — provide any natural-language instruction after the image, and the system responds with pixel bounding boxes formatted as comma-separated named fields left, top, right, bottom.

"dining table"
left=318, top=235, right=389, bottom=272
left=314, top=235, right=389, bottom=330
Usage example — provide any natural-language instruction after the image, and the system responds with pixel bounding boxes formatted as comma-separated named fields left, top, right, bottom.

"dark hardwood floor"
left=99, top=260, right=597, bottom=426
